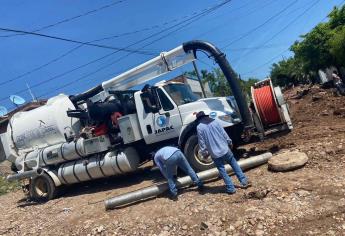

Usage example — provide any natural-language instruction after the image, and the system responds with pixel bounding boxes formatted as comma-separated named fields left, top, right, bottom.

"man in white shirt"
left=196, top=111, right=250, bottom=194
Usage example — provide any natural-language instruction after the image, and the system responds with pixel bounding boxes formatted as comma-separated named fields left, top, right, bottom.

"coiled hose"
left=253, top=85, right=281, bottom=126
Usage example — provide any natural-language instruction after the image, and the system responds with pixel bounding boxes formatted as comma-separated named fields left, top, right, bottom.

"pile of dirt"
left=0, top=85, right=344, bottom=236
left=252, top=85, right=345, bottom=161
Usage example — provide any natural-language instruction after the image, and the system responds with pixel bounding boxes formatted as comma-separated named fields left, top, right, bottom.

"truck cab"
left=135, top=81, right=241, bottom=143
left=114, top=81, right=242, bottom=171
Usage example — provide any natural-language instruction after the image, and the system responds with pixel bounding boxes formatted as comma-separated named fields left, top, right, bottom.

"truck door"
left=136, top=88, right=182, bottom=144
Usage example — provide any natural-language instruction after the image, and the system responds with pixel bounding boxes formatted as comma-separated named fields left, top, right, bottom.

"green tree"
left=270, top=57, right=310, bottom=87
left=291, top=23, right=335, bottom=72
left=328, top=6, right=345, bottom=29
left=185, top=68, right=259, bottom=97
left=269, top=4, right=345, bottom=86
left=329, top=26, right=345, bottom=67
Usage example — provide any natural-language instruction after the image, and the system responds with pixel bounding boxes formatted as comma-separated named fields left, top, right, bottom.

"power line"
left=0, top=45, right=83, bottom=86
left=36, top=2, right=230, bottom=98
left=0, top=0, right=231, bottom=102
left=240, top=0, right=344, bottom=77
left=221, top=0, right=298, bottom=48
left=0, top=0, right=127, bottom=38
left=231, top=0, right=321, bottom=63
left=197, top=58, right=215, bottom=68
left=194, top=0, right=276, bottom=39
left=227, top=44, right=290, bottom=51
left=241, top=49, right=290, bottom=76
left=0, top=27, right=157, bottom=54
left=0, top=2, right=229, bottom=87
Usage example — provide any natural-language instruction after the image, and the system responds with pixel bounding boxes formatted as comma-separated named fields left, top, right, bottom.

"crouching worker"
left=153, top=146, right=204, bottom=200
left=196, top=111, right=250, bottom=194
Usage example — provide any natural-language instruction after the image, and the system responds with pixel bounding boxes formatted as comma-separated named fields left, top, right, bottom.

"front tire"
left=29, top=173, right=57, bottom=201
left=184, top=134, right=214, bottom=172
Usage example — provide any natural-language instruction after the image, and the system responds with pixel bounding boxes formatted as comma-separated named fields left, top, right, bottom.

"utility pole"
left=192, top=61, right=207, bottom=98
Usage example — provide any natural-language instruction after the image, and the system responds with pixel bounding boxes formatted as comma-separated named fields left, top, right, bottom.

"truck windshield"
left=163, top=83, right=198, bottom=106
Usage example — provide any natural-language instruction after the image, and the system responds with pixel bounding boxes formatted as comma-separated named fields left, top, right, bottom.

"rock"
left=200, top=222, right=208, bottom=230
left=325, top=148, right=335, bottom=155
left=234, top=220, right=242, bottom=228
left=62, top=207, right=72, bottom=213
left=216, top=219, right=223, bottom=226
left=97, top=225, right=105, bottom=233
left=159, top=231, right=169, bottom=236
left=312, top=95, right=322, bottom=101
left=333, top=108, right=345, bottom=116
left=228, top=225, right=235, bottom=231
left=321, top=111, right=329, bottom=116
left=268, top=151, right=308, bottom=172
left=91, top=225, right=105, bottom=235
left=181, top=225, right=188, bottom=230
left=244, top=189, right=270, bottom=200
left=257, top=224, right=264, bottom=230
left=297, top=190, right=310, bottom=197
left=249, top=219, right=256, bottom=226
left=295, top=88, right=309, bottom=99
left=255, top=230, right=265, bottom=236
left=163, top=226, right=169, bottom=231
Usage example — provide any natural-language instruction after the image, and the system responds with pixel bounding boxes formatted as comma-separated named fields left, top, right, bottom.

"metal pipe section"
left=70, top=84, right=103, bottom=103
left=6, top=168, right=44, bottom=182
left=105, top=152, right=272, bottom=210
left=183, top=40, right=254, bottom=129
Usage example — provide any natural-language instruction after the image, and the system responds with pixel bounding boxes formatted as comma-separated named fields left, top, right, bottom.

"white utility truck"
left=0, top=41, right=292, bottom=200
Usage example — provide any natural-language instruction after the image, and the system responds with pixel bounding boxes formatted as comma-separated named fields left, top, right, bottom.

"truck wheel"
left=29, top=173, right=57, bottom=201
left=184, top=134, right=214, bottom=172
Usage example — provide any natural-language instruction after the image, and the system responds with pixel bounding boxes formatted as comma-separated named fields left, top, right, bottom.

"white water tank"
left=8, top=94, right=81, bottom=151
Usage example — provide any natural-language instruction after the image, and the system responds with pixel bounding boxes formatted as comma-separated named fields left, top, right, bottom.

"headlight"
left=218, top=114, right=233, bottom=123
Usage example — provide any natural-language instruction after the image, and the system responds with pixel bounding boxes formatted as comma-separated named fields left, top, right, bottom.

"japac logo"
left=156, top=116, right=167, bottom=127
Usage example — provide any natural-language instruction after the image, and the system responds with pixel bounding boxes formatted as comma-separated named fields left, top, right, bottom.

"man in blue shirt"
left=154, top=146, right=203, bottom=200
left=196, top=111, right=250, bottom=194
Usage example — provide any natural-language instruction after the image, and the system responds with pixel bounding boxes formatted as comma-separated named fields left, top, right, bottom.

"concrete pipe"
left=105, top=152, right=272, bottom=210
left=6, top=168, right=44, bottom=182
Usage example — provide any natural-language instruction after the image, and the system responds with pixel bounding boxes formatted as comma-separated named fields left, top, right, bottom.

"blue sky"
left=0, top=0, right=343, bottom=111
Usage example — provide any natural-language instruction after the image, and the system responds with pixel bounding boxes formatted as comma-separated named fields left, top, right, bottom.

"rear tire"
left=29, top=173, right=57, bottom=201
left=184, top=134, right=214, bottom=172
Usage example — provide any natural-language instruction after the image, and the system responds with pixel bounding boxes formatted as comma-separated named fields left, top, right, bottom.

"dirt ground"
left=0, top=85, right=345, bottom=236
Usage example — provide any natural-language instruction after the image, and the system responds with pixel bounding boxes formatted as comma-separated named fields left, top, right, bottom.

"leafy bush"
left=0, top=176, right=20, bottom=195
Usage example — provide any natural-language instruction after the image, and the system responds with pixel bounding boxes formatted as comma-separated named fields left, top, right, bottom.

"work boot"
left=197, top=183, right=205, bottom=194
left=168, top=193, right=178, bottom=201
left=239, top=181, right=252, bottom=189
left=226, top=190, right=236, bottom=195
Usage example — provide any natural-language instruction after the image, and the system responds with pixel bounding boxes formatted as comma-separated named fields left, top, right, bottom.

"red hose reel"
left=252, top=83, right=282, bottom=126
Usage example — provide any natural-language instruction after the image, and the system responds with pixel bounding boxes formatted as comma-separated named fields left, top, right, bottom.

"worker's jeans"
left=165, top=151, right=203, bottom=196
left=213, top=151, right=248, bottom=193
